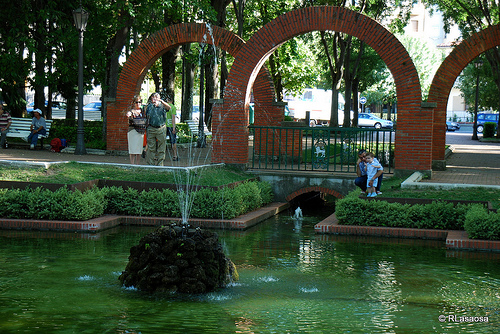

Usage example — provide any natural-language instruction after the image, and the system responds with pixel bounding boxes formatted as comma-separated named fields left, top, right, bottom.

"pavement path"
left=421, top=131, right=500, bottom=186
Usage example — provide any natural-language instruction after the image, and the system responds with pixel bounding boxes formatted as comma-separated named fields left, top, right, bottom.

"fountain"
left=118, top=225, right=238, bottom=294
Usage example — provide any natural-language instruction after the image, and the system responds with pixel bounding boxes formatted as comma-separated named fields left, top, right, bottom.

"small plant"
left=483, top=122, right=496, bottom=138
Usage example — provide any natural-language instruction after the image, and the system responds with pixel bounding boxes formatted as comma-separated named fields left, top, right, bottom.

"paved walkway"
left=421, top=131, right=500, bottom=186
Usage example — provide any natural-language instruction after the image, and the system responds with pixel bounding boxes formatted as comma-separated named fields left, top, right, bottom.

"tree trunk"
left=204, top=46, right=218, bottom=129
left=352, top=77, right=359, bottom=127
left=181, top=44, right=194, bottom=122
left=33, top=10, right=47, bottom=116
left=268, top=54, right=283, bottom=102
left=161, top=47, right=180, bottom=100
left=102, top=21, right=131, bottom=142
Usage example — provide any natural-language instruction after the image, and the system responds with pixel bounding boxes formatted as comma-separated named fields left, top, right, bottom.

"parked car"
left=83, top=101, right=101, bottom=112
left=476, top=112, right=499, bottom=133
left=358, top=113, right=393, bottom=129
left=26, top=101, right=66, bottom=112
left=446, top=121, right=460, bottom=131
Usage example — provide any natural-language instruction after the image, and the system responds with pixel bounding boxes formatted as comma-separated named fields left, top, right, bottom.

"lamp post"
left=471, top=59, right=483, bottom=141
left=197, top=44, right=206, bottom=148
left=73, top=6, right=89, bottom=154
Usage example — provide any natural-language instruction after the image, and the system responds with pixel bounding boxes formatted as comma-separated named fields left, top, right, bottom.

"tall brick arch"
left=213, top=6, right=426, bottom=174
left=107, top=23, right=278, bottom=150
left=428, top=24, right=500, bottom=164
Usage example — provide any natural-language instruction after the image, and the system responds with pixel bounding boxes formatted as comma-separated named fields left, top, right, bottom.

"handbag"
left=131, top=117, right=147, bottom=134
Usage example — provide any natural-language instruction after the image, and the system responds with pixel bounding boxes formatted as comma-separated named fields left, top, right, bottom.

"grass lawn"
left=1, top=162, right=498, bottom=210
left=0, top=162, right=254, bottom=186
left=380, top=177, right=500, bottom=210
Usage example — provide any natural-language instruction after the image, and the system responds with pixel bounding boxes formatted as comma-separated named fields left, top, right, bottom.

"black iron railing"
left=249, top=126, right=395, bottom=173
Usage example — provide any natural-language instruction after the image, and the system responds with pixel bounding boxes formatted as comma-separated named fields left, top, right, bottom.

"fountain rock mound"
left=119, top=225, right=238, bottom=294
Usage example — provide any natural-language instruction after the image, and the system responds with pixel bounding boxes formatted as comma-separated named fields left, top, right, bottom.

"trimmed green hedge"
left=335, top=191, right=499, bottom=240
left=464, top=205, right=500, bottom=240
left=0, top=181, right=274, bottom=221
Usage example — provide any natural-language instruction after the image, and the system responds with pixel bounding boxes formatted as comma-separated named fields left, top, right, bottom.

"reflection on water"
left=0, top=213, right=499, bottom=333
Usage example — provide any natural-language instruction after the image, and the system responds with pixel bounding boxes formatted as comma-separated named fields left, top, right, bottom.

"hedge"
left=0, top=181, right=274, bottom=221
left=464, top=205, right=500, bottom=240
left=335, top=191, right=499, bottom=240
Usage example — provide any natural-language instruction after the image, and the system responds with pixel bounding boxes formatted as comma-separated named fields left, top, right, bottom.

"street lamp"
left=73, top=6, right=89, bottom=154
left=471, top=58, right=483, bottom=141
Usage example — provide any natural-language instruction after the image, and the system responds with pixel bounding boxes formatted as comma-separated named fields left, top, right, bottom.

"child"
left=364, top=152, right=383, bottom=197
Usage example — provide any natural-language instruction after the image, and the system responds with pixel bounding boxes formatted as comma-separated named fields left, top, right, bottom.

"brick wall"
left=428, top=25, right=500, bottom=161
left=107, top=23, right=246, bottom=151
left=215, top=6, right=425, bottom=171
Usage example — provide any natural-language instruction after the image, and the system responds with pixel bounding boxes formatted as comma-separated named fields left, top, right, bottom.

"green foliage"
left=0, top=181, right=273, bottom=221
left=336, top=191, right=475, bottom=231
left=464, top=205, right=500, bottom=240
left=190, top=181, right=273, bottom=219
left=49, top=120, right=105, bottom=149
left=483, top=122, right=497, bottom=138
left=0, top=186, right=104, bottom=221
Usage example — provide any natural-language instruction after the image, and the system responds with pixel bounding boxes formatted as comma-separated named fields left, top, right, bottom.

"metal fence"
left=249, top=125, right=395, bottom=173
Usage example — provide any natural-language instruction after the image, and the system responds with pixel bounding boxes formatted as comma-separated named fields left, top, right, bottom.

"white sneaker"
left=376, top=191, right=382, bottom=195
left=30, top=144, right=34, bottom=150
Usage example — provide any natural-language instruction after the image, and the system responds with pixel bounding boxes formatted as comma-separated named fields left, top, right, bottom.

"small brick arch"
left=213, top=6, right=425, bottom=173
left=285, top=186, right=344, bottom=202
left=428, top=24, right=500, bottom=163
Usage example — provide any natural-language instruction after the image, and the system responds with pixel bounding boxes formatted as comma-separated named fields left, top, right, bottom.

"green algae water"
left=0, top=214, right=499, bottom=333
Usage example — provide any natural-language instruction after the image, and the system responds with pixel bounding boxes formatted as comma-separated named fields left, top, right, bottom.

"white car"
left=358, top=113, right=393, bottom=129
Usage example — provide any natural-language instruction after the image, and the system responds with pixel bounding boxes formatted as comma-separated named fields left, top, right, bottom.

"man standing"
left=145, top=93, right=171, bottom=166
left=165, top=97, right=178, bottom=161
left=0, top=104, right=12, bottom=149
left=28, top=109, right=47, bottom=149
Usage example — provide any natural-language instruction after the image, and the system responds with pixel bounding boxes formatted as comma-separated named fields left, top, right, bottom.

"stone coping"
left=314, top=213, right=500, bottom=252
left=0, top=202, right=289, bottom=234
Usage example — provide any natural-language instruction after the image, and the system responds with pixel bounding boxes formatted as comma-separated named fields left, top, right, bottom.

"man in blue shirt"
left=28, top=109, right=47, bottom=149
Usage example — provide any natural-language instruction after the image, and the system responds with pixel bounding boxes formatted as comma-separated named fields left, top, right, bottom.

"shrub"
left=464, top=205, right=500, bottom=240
left=0, top=186, right=104, bottom=221
left=335, top=191, right=475, bottom=231
left=0, top=181, right=273, bottom=221
left=256, top=181, right=274, bottom=204
left=483, top=122, right=496, bottom=138
left=50, top=120, right=105, bottom=149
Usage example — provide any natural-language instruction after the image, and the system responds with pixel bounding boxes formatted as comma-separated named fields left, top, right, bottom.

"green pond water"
left=0, top=213, right=499, bottom=333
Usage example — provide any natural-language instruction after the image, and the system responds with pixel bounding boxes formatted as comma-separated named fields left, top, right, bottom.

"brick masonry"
left=0, top=203, right=289, bottom=233
left=286, top=186, right=344, bottom=202
left=216, top=6, right=425, bottom=171
left=315, top=213, right=500, bottom=252
left=428, top=24, right=500, bottom=162
left=107, top=7, right=500, bottom=175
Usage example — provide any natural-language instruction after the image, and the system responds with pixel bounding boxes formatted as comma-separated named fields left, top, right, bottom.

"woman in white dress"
left=126, top=96, right=146, bottom=164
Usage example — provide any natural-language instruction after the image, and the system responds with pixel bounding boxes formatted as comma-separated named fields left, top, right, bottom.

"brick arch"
left=214, top=6, right=425, bottom=173
left=285, top=186, right=344, bottom=202
left=107, top=22, right=276, bottom=151
left=428, top=24, right=500, bottom=163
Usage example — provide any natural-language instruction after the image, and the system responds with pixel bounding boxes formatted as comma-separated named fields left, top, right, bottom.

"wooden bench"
left=7, top=117, right=53, bottom=149
left=185, top=119, right=212, bottom=137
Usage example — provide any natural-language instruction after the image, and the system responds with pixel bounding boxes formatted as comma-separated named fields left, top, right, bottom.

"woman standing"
left=126, top=96, right=146, bottom=164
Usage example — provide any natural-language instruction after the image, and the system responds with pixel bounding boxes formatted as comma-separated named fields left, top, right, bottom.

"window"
left=411, top=20, right=419, bottom=32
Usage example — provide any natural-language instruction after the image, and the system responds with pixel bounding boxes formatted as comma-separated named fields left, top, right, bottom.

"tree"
left=0, top=0, right=31, bottom=117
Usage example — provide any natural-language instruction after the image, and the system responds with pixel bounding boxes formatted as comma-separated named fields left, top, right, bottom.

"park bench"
left=6, top=117, right=53, bottom=149
left=185, top=119, right=212, bottom=137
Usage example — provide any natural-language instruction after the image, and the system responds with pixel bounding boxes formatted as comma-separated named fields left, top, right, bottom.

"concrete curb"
left=401, top=171, right=500, bottom=190
left=0, top=202, right=289, bottom=233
